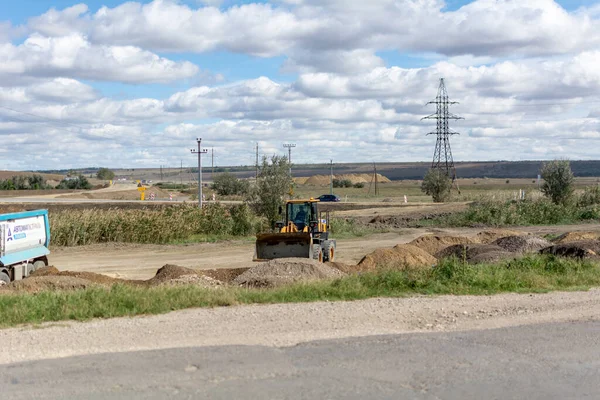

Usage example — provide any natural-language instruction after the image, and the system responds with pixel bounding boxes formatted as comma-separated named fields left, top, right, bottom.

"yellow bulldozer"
left=254, top=199, right=336, bottom=262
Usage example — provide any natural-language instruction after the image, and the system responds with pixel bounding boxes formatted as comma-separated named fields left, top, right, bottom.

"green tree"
left=96, top=168, right=115, bottom=180
left=27, top=174, right=49, bottom=190
left=246, top=155, right=292, bottom=228
left=541, top=160, right=574, bottom=205
left=211, top=172, right=249, bottom=196
left=57, top=175, right=92, bottom=190
left=421, top=169, right=452, bottom=203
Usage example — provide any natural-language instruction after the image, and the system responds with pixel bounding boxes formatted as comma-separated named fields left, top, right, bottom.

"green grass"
left=329, top=217, right=388, bottom=238
left=419, top=199, right=600, bottom=227
left=1, top=254, right=598, bottom=328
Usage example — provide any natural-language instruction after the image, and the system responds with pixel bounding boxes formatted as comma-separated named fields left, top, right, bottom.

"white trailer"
left=0, top=210, right=50, bottom=284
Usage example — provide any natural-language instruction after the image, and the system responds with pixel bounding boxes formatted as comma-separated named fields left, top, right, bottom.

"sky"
left=1, top=0, right=600, bottom=170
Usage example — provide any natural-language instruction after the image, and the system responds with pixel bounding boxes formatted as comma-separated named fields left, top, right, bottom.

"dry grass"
left=49, top=203, right=266, bottom=246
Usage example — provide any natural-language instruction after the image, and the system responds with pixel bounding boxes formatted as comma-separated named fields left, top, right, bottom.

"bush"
left=540, top=160, right=574, bottom=205
left=56, top=175, right=92, bottom=190
left=421, top=169, right=452, bottom=203
left=333, top=179, right=353, bottom=188
left=353, top=182, right=365, bottom=188
left=211, top=172, right=249, bottom=196
left=96, top=168, right=115, bottom=180
left=578, top=185, right=600, bottom=207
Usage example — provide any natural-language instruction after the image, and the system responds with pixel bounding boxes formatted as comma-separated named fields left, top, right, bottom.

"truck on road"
left=0, top=210, right=50, bottom=284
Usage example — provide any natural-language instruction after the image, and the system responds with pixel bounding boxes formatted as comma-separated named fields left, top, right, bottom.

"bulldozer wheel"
left=312, top=244, right=323, bottom=263
left=323, top=241, right=335, bottom=262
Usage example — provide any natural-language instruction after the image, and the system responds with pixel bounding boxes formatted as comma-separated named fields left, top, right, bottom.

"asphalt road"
left=2, top=320, right=599, bottom=399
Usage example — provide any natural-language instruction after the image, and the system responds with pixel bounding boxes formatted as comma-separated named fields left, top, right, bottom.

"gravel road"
left=1, top=289, right=599, bottom=365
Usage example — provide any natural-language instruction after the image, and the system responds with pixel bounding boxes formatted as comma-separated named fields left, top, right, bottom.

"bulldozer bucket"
left=254, top=232, right=313, bottom=261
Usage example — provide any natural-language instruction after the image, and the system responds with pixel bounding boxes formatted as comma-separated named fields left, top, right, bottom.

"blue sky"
left=0, top=0, right=599, bottom=169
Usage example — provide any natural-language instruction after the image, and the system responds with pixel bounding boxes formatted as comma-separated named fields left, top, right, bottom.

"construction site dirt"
left=48, top=223, right=600, bottom=281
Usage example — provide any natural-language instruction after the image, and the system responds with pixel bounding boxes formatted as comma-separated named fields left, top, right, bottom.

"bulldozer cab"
left=286, top=201, right=315, bottom=232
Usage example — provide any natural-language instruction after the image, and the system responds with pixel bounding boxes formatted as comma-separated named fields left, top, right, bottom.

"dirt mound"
left=357, top=245, right=437, bottom=271
left=475, top=229, right=526, bottom=244
left=540, top=240, right=600, bottom=259
left=293, top=177, right=309, bottom=185
left=301, top=173, right=391, bottom=186
left=201, top=268, right=250, bottom=283
left=409, top=235, right=476, bottom=256
left=29, top=266, right=131, bottom=286
left=326, top=262, right=358, bottom=274
left=492, top=236, right=551, bottom=254
left=30, top=266, right=60, bottom=277
left=233, top=258, right=345, bottom=288
left=146, top=264, right=200, bottom=286
left=3, top=276, right=94, bottom=293
left=436, top=244, right=514, bottom=264
left=159, top=274, right=223, bottom=288
left=552, top=232, right=600, bottom=244
left=56, top=271, right=125, bottom=286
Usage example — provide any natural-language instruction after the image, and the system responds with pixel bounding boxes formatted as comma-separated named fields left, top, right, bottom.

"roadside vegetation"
left=0, top=254, right=597, bottom=328
left=49, top=204, right=268, bottom=246
left=425, top=192, right=600, bottom=227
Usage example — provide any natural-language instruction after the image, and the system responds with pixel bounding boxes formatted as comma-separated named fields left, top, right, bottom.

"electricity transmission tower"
left=191, top=138, right=208, bottom=208
left=422, top=78, right=463, bottom=181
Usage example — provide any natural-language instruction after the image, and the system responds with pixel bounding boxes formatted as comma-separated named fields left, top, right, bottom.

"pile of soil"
left=30, top=266, right=60, bottom=277
left=159, top=274, right=223, bottom=288
left=2, top=276, right=94, bottom=293
left=201, top=268, right=251, bottom=283
left=55, top=271, right=126, bottom=286
left=409, top=235, right=476, bottom=256
left=436, top=244, right=514, bottom=264
left=492, top=236, right=551, bottom=254
left=232, top=258, right=345, bottom=288
left=540, top=240, right=600, bottom=259
left=145, top=264, right=201, bottom=286
left=301, top=173, right=391, bottom=186
left=475, top=229, right=526, bottom=244
left=357, top=244, right=437, bottom=271
left=326, top=262, right=358, bottom=274
left=552, top=232, right=600, bottom=244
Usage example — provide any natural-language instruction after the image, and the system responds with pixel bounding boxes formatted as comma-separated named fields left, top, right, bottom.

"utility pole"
left=374, top=163, right=379, bottom=196
left=160, top=165, right=163, bottom=180
left=211, top=148, right=214, bottom=178
left=191, top=138, right=208, bottom=208
left=283, top=143, right=296, bottom=176
left=330, top=159, right=333, bottom=195
left=180, top=160, right=183, bottom=185
left=255, top=142, right=259, bottom=180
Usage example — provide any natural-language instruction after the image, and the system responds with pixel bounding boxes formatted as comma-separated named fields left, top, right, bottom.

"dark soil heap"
left=492, top=236, right=551, bottom=254
left=540, top=240, right=600, bottom=260
left=436, top=244, right=514, bottom=265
